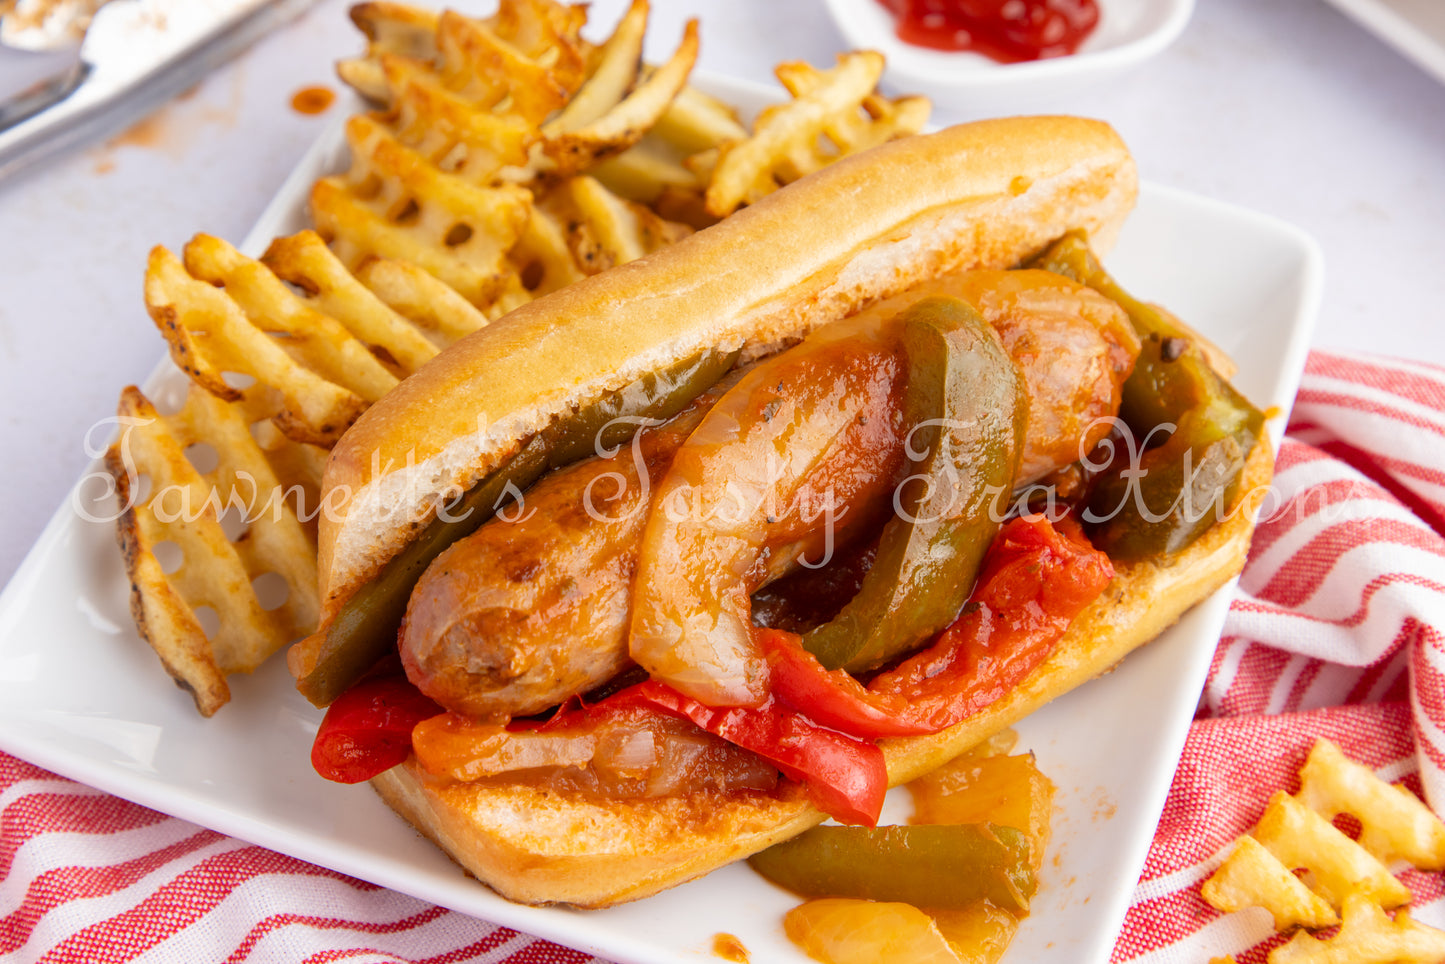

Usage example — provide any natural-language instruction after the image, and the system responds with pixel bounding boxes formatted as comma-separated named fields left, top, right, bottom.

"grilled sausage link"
left=402, top=272, right=1139, bottom=720
left=908, top=269, right=1140, bottom=483
left=399, top=395, right=713, bottom=722
left=400, top=370, right=902, bottom=719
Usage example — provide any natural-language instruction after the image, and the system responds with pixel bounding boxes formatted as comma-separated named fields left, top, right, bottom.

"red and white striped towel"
left=1114, top=349, right=1445, bottom=963
left=5, top=348, right=1445, bottom=964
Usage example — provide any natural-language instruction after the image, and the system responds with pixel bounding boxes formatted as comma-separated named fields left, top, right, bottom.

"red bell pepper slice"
left=765, top=513, right=1114, bottom=739
left=612, top=680, right=888, bottom=826
left=309, top=514, right=1104, bottom=825
left=760, top=628, right=930, bottom=737
left=312, top=675, right=442, bottom=784
left=472, top=679, right=886, bottom=826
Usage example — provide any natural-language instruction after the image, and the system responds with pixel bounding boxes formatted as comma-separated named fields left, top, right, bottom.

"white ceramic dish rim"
left=821, top=0, right=1195, bottom=90
left=0, top=73, right=1322, bottom=964
left=1320, top=0, right=1445, bottom=86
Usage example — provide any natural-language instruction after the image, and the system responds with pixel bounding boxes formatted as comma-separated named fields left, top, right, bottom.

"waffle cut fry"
left=592, top=83, right=749, bottom=230
left=107, top=383, right=324, bottom=716
left=114, top=3, right=941, bottom=716
left=335, top=2, right=439, bottom=100
left=374, top=52, right=534, bottom=183
left=321, top=1, right=596, bottom=311
left=262, top=230, right=459, bottom=362
left=311, top=113, right=533, bottom=309
left=1203, top=835, right=1339, bottom=931
left=325, top=0, right=706, bottom=304
left=338, top=0, right=586, bottom=111
left=149, top=235, right=395, bottom=446
left=340, top=0, right=700, bottom=182
left=1252, top=791, right=1411, bottom=910
left=1297, top=738, right=1445, bottom=870
left=146, top=232, right=497, bottom=447
left=1200, top=739, right=1445, bottom=962
left=703, top=50, right=930, bottom=218
left=539, top=1, right=700, bottom=178
left=1271, top=893, right=1445, bottom=964
left=350, top=255, right=496, bottom=339
left=531, top=175, right=692, bottom=278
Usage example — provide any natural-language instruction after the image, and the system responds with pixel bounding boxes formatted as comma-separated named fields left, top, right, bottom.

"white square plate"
left=0, top=75, right=1321, bottom=964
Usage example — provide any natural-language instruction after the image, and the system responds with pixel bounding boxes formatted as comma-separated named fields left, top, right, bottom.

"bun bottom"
left=370, top=435, right=1273, bottom=908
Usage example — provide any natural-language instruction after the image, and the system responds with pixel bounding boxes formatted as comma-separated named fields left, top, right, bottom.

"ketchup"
left=877, top=0, right=1099, bottom=63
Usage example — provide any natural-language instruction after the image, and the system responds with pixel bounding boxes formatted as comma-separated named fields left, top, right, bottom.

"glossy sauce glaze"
left=923, top=269, right=1138, bottom=483
left=877, top=0, right=1099, bottom=62
left=712, top=932, right=751, bottom=962
left=290, top=85, right=336, bottom=115
left=628, top=314, right=909, bottom=707
left=400, top=391, right=724, bottom=720
left=399, top=271, right=1137, bottom=724
left=776, top=745, right=1050, bottom=963
left=412, top=703, right=778, bottom=799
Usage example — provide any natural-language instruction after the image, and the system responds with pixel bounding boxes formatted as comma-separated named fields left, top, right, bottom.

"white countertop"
left=1, top=0, right=1442, bottom=589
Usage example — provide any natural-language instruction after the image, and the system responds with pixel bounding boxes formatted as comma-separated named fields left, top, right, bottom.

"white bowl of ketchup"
left=822, top=0, right=1194, bottom=108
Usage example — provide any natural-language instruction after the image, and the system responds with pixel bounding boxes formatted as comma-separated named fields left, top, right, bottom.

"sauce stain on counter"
left=108, top=111, right=168, bottom=151
left=290, top=85, right=336, bottom=116
left=90, top=112, right=167, bottom=173
left=88, top=70, right=243, bottom=174
left=711, top=932, right=749, bottom=962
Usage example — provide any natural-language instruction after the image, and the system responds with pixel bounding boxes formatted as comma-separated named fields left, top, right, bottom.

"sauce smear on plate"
left=712, top=932, right=750, bottom=962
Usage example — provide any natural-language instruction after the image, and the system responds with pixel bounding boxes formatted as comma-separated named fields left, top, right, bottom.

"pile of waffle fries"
left=105, top=0, right=930, bottom=715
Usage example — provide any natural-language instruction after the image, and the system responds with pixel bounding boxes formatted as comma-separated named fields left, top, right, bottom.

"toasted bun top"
left=318, top=116, right=1137, bottom=609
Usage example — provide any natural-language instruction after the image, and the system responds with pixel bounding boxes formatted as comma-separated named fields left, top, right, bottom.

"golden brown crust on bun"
left=370, top=771, right=818, bottom=908
left=313, top=116, right=1137, bottom=613
left=366, top=437, right=1272, bottom=908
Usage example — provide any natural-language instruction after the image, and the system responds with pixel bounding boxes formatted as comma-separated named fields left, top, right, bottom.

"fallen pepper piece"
left=312, top=674, right=442, bottom=783
left=750, top=823, right=1034, bottom=914
left=909, top=751, right=1056, bottom=878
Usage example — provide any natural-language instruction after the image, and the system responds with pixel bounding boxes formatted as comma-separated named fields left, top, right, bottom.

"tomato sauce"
left=290, top=85, right=336, bottom=115
left=712, top=933, right=751, bottom=962
left=877, top=0, right=1099, bottom=63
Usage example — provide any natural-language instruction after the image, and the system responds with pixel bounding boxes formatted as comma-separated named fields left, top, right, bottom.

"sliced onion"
left=596, top=727, right=657, bottom=776
left=629, top=314, right=907, bottom=706
left=412, top=710, right=777, bottom=799
left=783, top=899, right=962, bottom=964
left=412, top=716, right=597, bottom=782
